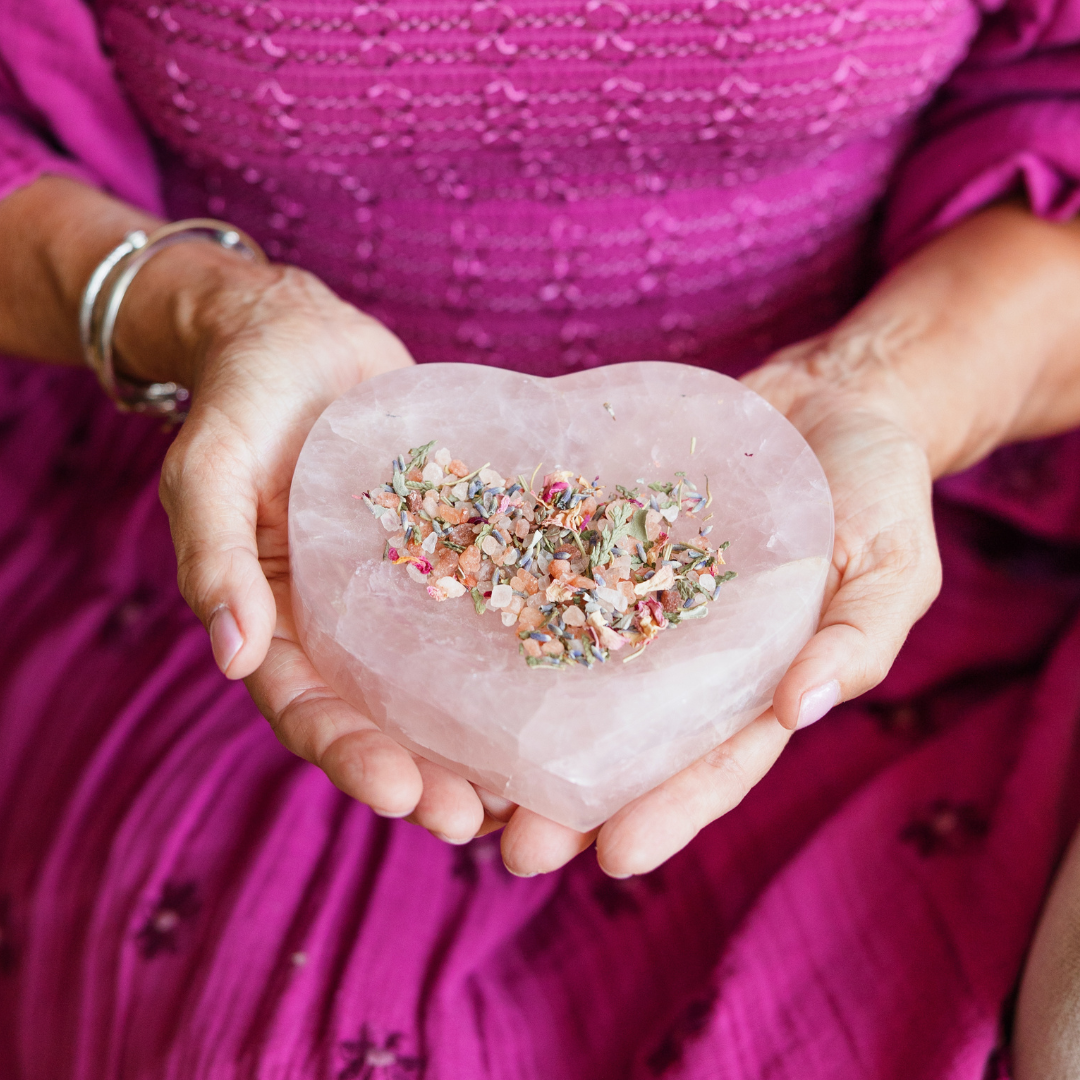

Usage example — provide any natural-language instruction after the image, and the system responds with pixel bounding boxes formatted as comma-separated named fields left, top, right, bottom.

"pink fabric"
left=1, top=0, right=1080, bottom=1075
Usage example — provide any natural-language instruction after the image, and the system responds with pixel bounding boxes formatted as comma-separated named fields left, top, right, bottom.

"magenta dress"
left=1, top=0, right=1080, bottom=1074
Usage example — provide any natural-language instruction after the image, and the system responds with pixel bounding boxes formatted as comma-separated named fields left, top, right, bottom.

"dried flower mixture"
left=361, top=441, right=734, bottom=668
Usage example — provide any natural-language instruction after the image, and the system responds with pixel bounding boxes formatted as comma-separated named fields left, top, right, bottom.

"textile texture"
left=1, top=0, right=1080, bottom=1075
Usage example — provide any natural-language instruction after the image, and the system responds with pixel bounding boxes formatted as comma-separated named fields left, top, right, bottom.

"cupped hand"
left=498, top=332, right=943, bottom=877
left=156, top=265, right=498, bottom=840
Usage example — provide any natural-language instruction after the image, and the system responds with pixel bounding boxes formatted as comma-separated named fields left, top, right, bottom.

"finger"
left=475, top=813, right=509, bottom=839
left=596, top=709, right=791, bottom=877
left=475, top=786, right=518, bottom=822
left=501, top=808, right=598, bottom=877
left=159, top=415, right=276, bottom=679
left=246, top=634, right=423, bottom=817
left=406, top=757, right=486, bottom=843
left=771, top=522, right=942, bottom=730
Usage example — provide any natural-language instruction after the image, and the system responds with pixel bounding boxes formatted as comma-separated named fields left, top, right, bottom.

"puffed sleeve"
left=0, top=0, right=161, bottom=211
left=880, top=0, right=1080, bottom=263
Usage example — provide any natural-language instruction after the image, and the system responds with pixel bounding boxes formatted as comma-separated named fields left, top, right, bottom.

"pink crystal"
left=290, top=362, right=832, bottom=831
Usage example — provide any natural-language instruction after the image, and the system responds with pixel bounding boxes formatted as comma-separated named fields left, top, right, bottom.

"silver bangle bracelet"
left=79, top=218, right=268, bottom=421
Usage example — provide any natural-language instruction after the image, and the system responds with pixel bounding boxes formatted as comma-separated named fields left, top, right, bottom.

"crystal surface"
left=290, top=362, right=833, bottom=831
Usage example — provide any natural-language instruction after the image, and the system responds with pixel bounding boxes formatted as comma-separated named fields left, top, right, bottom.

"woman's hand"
left=496, top=349, right=943, bottom=876
left=497, top=202, right=1080, bottom=877
left=138, top=258, right=504, bottom=839
left=0, top=176, right=508, bottom=841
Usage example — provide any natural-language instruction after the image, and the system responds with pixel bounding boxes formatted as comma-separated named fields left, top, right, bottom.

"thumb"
left=159, top=418, right=277, bottom=679
left=772, top=523, right=942, bottom=730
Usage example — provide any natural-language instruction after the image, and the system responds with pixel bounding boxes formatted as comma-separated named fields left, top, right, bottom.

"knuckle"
left=701, top=742, right=752, bottom=799
left=862, top=649, right=892, bottom=692
left=158, top=447, right=185, bottom=513
left=279, top=687, right=349, bottom=765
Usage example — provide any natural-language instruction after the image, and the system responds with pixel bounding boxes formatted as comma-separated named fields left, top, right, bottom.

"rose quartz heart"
left=289, top=362, right=832, bottom=831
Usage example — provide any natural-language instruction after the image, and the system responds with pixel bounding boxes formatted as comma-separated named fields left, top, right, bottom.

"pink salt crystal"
left=595, top=586, right=627, bottom=612
left=644, top=509, right=663, bottom=541
left=290, top=361, right=832, bottom=831
left=489, top=583, right=513, bottom=609
left=436, top=576, right=466, bottom=599
left=438, top=503, right=466, bottom=525
left=458, top=545, right=482, bottom=575
left=562, top=605, right=587, bottom=627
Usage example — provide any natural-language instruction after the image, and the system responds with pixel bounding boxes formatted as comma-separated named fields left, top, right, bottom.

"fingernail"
left=371, top=807, right=411, bottom=819
left=433, top=832, right=474, bottom=846
left=505, top=866, right=539, bottom=878
left=796, top=680, right=841, bottom=729
left=209, top=606, right=243, bottom=674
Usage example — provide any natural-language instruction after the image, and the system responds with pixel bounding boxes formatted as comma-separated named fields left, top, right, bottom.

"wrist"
left=111, top=238, right=284, bottom=390
left=751, top=204, right=1080, bottom=479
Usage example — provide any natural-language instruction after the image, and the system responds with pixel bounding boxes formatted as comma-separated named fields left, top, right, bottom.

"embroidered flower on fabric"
left=900, top=799, right=989, bottom=856
left=644, top=987, right=719, bottom=1075
left=338, top=1027, right=423, bottom=1080
left=451, top=834, right=508, bottom=884
left=135, top=880, right=202, bottom=959
left=985, top=440, right=1059, bottom=502
left=868, top=700, right=936, bottom=741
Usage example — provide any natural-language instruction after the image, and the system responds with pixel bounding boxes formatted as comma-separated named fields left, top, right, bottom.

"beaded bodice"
left=98, top=0, right=979, bottom=373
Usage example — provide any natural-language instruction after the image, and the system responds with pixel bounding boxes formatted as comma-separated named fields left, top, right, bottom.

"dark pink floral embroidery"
left=339, top=1027, right=423, bottom=1080
left=451, top=834, right=508, bottom=884
left=869, top=700, right=937, bottom=741
left=135, top=880, right=201, bottom=958
left=901, top=800, right=989, bottom=856
left=986, top=440, right=1059, bottom=502
left=645, top=987, right=718, bottom=1075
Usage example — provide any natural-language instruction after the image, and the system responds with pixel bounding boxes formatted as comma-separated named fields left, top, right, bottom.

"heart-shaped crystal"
left=289, top=362, right=832, bottom=831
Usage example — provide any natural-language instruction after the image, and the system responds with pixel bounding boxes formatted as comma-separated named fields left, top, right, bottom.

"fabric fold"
left=881, top=0, right=1080, bottom=263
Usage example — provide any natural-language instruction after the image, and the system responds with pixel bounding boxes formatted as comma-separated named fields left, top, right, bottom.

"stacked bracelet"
left=79, top=218, right=268, bottom=421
